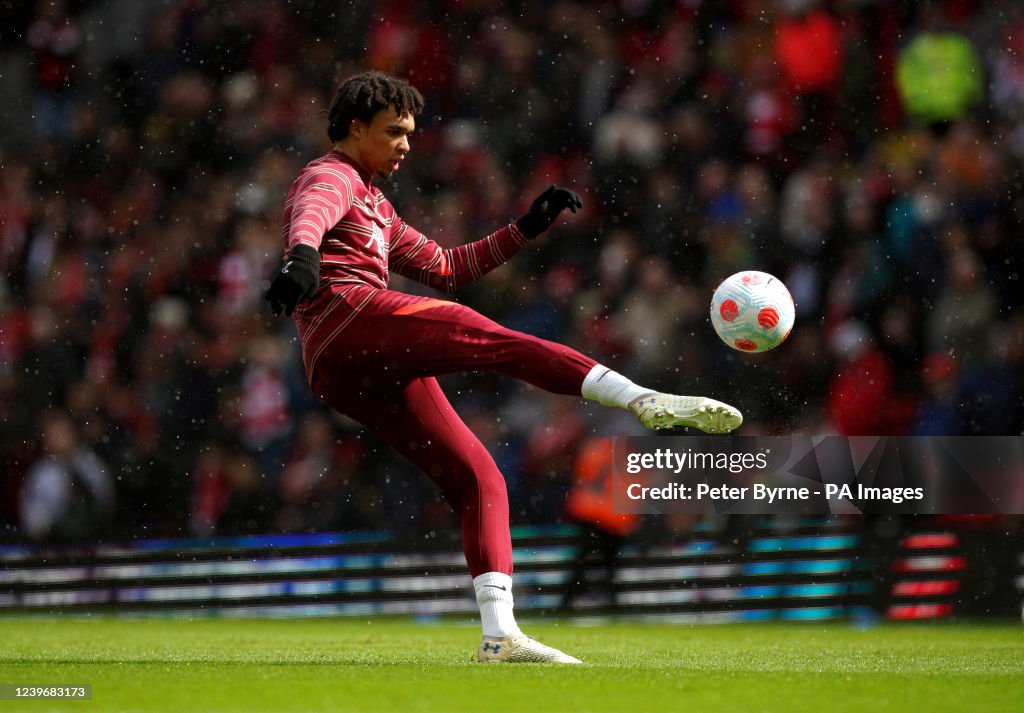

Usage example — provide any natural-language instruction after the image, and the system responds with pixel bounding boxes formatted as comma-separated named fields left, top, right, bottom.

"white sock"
left=581, top=365, right=651, bottom=408
left=473, top=572, right=521, bottom=638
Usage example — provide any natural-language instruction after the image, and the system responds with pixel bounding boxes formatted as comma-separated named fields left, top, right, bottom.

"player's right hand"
left=515, top=184, right=583, bottom=238
left=264, top=244, right=320, bottom=316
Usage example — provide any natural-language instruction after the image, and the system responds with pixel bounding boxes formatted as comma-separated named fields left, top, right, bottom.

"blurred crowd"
left=1, top=0, right=1022, bottom=544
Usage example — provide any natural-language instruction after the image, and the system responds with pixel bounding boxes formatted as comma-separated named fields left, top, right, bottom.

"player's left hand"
left=515, top=185, right=583, bottom=238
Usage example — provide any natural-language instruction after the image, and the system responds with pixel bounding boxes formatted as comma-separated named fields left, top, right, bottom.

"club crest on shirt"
left=364, top=220, right=386, bottom=258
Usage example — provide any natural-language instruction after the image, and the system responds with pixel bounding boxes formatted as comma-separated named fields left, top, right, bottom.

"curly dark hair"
left=326, top=71, right=425, bottom=142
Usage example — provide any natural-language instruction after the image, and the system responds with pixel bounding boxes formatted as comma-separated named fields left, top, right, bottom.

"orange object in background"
left=565, top=437, right=640, bottom=538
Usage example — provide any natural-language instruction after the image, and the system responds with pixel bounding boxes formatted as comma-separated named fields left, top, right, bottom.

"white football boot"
left=629, top=393, right=743, bottom=434
left=476, top=634, right=582, bottom=664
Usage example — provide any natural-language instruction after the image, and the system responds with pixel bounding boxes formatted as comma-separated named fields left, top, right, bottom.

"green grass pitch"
left=0, top=617, right=1021, bottom=712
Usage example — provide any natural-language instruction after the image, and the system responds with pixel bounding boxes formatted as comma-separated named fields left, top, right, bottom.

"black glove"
left=265, top=244, right=320, bottom=316
left=515, top=184, right=583, bottom=239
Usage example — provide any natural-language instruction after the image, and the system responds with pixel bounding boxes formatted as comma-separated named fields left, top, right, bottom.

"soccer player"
left=265, top=71, right=742, bottom=664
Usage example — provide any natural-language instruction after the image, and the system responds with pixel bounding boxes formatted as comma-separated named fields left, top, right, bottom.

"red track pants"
left=310, top=290, right=597, bottom=577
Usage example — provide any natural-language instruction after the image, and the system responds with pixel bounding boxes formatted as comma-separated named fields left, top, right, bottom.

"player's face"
left=352, top=107, right=414, bottom=180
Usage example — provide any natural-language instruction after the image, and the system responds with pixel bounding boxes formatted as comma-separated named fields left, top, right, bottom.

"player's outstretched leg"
left=331, top=293, right=742, bottom=435
left=582, top=366, right=743, bottom=434
left=627, top=393, right=743, bottom=434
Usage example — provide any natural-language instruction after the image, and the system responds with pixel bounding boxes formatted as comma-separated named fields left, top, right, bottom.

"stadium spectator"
left=825, top=321, right=899, bottom=436
left=988, top=9, right=1024, bottom=120
left=237, top=334, right=299, bottom=482
left=191, top=439, right=275, bottom=537
left=913, top=352, right=961, bottom=436
left=18, top=410, right=114, bottom=543
left=925, top=248, right=998, bottom=369
left=275, top=412, right=368, bottom=534
left=773, top=0, right=843, bottom=154
left=26, top=0, right=81, bottom=145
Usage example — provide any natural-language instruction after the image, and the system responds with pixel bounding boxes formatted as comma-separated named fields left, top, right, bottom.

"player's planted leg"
left=473, top=572, right=582, bottom=664
left=477, top=634, right=583, bottom=664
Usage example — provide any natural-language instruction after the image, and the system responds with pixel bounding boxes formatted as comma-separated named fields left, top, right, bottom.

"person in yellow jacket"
left=896, top=7, right=983, bottom=131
